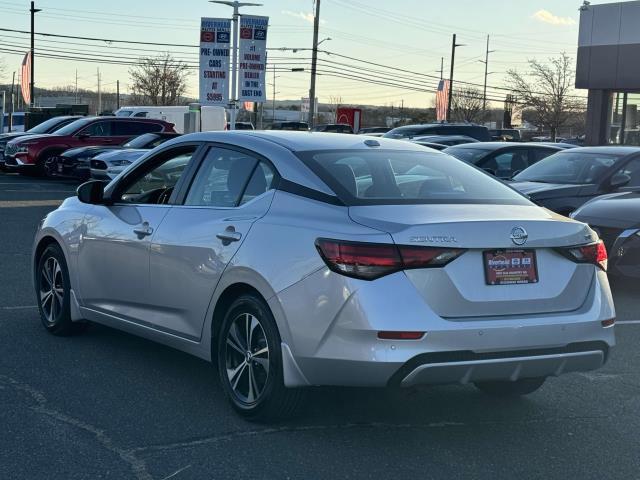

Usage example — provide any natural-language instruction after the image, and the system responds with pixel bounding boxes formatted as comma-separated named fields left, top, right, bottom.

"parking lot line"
left=617, top=320, right=640, bottom=325
left=1, top=305, right=37, bottom=310
left=0, top=200, right=63, bottom=208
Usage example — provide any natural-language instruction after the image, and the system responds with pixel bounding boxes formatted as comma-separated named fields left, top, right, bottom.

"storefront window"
left=610, top=92, right=640, bottom=146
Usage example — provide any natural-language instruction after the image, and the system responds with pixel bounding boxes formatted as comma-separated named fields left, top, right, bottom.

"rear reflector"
left=315, top=238, right=465, bottom=280
left=561, top=240, right=608, bottom=271
left=601, top=318, right=615, bottom=328
left=378, top=331, right=425, bottom=340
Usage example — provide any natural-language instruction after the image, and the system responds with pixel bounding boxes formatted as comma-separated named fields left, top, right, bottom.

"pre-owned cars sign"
left=199, top=18, right=231, bottom=105
left=238, top=15, right=269, bottom=103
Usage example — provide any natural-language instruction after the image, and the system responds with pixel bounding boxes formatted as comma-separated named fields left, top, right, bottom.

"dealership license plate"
left=483, top=250, right=538, bottom=285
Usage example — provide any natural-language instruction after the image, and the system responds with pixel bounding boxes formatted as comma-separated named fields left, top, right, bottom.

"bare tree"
left=129, top=53, right=190, bottom=106
left=506, top=53, right=584, bottom=141
left=451, top=87, right=485, bottom=123
left=328, top=95, right=343, bottom=122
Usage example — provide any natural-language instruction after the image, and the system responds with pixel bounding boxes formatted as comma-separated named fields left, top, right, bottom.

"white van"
left=115, top=106, right=226, bottom=133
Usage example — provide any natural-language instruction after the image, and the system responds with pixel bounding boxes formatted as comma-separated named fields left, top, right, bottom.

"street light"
left=208, top=1, right=263, bottom=130
left=317, top=37, right=331, bottom=46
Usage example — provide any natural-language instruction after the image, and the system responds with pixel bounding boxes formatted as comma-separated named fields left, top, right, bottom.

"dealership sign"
left=199, top=18, right=231, bottom=105
left=238, top=15, right=268, bottom=102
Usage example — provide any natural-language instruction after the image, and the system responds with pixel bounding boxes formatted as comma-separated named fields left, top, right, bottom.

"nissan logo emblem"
left=510, top=226, right=528, bottom=246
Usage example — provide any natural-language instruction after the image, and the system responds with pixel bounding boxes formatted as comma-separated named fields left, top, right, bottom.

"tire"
left=35, top=244, right=86, bottom=336
left=217, top=294, right=303, bottom=421
left=475, top=377, right=545, bottom=397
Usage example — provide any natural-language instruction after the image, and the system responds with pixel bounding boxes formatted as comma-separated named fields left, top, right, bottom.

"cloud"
left=281, top=10, right=325, bottom=25
left=532, top=9, right=576, bottom=26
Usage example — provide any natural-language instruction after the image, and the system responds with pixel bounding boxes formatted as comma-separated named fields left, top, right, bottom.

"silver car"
left=33, top=131, right=615, bottom=420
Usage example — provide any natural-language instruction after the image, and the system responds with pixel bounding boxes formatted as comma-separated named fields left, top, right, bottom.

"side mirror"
left=77, top=180, right=108, bottom=205
left=77, top=132, right=91, bottom=140
left=609, top=173, right=631, bottom=189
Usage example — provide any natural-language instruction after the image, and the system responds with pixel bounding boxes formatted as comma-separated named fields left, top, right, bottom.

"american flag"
left=435, top=79, right=450, bottom=121
left=21, top=51, right=31, bottom=105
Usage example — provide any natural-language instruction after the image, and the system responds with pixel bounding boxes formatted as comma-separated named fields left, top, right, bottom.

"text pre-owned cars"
left=33, top=131, right=615, bottom=421
left=571, top=191, right=640, bottom=278
left=4, top=117, right=176, bottom=175
left=511, top=146, right=640, bottom=215
left=47, top=132, right=181, bottom=180
left=0, top=116, right=82, bottom=168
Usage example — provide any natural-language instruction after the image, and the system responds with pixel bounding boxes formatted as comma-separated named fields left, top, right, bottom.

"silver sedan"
left=32, top=131, right=615, bottom=420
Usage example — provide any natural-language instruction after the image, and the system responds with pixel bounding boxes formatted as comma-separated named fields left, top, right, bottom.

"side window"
left=184, top=147, right=259, bottom=207
left=529, top=148, right=555, bottom=163
left=81, top=121, right=111, bottom=136
left=615, top=158, right=640, bottom=187
left=484, top=150, right=528, bottom=178
left=119, top=147, right=196, bottom=204
left=133, top=112, right=148, bottom=118
left=114, top=121, right=163, bottom=136
left=239, top=162, right=277, bottom=205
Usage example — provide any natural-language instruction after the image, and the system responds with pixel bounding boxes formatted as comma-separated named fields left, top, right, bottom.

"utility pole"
left=439, top=57, right=444, bottom=80
left=272, top=63, right=276, bottom=122
left=97, top=68, right=101, bottom=115
left=447, top=33, right=463, bottom=122
left=116, top=80, right=120, bottom=110
left=308, top=0, right=321, bottom=128
left=30, top=1, right=41, bottom=108
left=9, top=71, right=15, bottom=132
left=209, top=1, right=262, bottom=131
left=480, top=35, right=495, bottom=114
left=74, top=70, right=78, bottom=104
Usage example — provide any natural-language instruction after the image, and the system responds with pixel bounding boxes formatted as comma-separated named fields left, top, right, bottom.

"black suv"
left=383, top=123, right=491, bottom=142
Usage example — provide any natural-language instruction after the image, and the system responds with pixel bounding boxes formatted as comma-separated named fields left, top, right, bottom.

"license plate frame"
left=483, top=249, right=538, bottom=286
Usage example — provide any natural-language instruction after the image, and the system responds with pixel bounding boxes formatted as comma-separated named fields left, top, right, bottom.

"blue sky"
left=0, top=0, right=619, bottom=107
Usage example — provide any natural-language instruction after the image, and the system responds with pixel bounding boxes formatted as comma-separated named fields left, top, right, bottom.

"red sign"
left=201, top=31, right=215, bottom=42
left=240, top=27, right=253, bottom=39
left=483, top=250, right=538, bottom=285
left=335, top=107, right=362, bottom=130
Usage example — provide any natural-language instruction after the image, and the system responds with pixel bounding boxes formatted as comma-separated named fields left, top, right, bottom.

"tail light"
left=315, top=238, right=465, bottom=280
left=563, top=240, right=608, bottom=271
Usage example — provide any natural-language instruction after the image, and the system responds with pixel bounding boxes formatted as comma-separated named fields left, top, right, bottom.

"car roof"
left=447, top=142, right=550, bottom=149
left=414, top=135, right=476, bottom=141
left=169, top=130, right=430, bottom=153
left=559, top=146, right=640, bottom=155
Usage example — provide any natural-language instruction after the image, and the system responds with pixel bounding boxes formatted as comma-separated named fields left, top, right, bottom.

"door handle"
left=216, top=226, right=242, bottom=244
left=133, top=222, right=154, bottom=238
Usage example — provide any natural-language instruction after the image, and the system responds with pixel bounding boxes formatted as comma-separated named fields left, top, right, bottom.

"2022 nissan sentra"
left=33, top=131, right=615, bottom=420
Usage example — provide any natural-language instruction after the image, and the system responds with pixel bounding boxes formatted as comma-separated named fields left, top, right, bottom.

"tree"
left=506, top=53, right=584, bottom=141
left=129, top=53, right=189, bottom=106
left=451, top=87, right=485, bottom=123
left=0, top=57, right=6, bottom=82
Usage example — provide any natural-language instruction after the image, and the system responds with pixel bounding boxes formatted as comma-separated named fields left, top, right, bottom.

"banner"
left=21, top=51, right=31, bottom=105
left=199, top=17, right=231, bottom=105
left=238, top=15, right=268, bottom=102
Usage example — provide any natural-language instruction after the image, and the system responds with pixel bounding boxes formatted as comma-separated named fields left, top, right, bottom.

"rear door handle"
left=133, top=222, right=154, bottom=237
left=216, top=226, right=242, bottom=244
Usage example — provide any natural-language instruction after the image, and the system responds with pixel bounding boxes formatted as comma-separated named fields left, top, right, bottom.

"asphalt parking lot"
left=1, top=173, right=639, bottom=480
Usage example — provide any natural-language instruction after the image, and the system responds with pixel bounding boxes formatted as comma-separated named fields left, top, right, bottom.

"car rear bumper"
left=274, top=268, right=615, bottom=387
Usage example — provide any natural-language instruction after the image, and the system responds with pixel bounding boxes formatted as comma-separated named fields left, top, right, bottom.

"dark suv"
left=4, top=117, right=176, bottom=175
left=312, top=124, right=354, bottom=134
left=383, top=123, right=491, bottom=142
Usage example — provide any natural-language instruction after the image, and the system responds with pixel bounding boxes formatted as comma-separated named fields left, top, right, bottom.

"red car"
left=4, top=117, right=176, bottom=175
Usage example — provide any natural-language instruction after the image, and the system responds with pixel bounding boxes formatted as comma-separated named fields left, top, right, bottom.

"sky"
left=0, top=0, right=622, bottom=108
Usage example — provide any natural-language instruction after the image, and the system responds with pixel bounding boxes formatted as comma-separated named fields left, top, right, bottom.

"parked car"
left=46, top=132, right=180, bottom=179
left=489, top=129, right=522, bottom=141
left=90, top=149, right=149, bottom=181
left=0, top=116, right=82, bottom=168
left=357, top=126, right=390, bottom=134
left=511, top=146, right=640, bottom=215
left=270, top=121, right=309, bottom=131
left=3, top=117, right=176, bottom=175
left=33, top=131, right=614, bottom=421
left=533, top=142, right=579, bottom=150
left=445, top=142, right=563, bottom=179
left=410, top=141, right=448, bottom=151
left=412, top=135, right=479, bottom=147
left=571, top=191, right=640, bottom=278
left=384, top=123, right=491, bottom=142
left=226, top=122, right=255, bottom=130
left=311, top=123, right=354, bottom=134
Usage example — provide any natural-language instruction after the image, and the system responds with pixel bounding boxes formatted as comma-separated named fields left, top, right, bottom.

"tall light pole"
left=30, top=1, right=41, bottom=108
left=209, top=1, right=262, bottom=130
left=446, top=33, right=464, bottom=122
left=479, top=35, right=495, bottom=114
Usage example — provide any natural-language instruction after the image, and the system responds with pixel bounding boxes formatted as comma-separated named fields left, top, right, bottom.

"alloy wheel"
left=225, top=312, right=270, bottom=405
left=39, top=257, right=64, bottom=324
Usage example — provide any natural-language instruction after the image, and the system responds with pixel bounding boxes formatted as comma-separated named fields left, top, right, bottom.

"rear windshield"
left=445, top=146, right=495, bottom=164
left=298, top=149, right=531, bottom=206
left=53, top=118, right=95, bottom=135
left=513, top=151, right=622, bottom=184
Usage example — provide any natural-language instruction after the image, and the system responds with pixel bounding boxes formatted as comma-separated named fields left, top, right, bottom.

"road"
left=1, top=173, right=639, bottom=480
